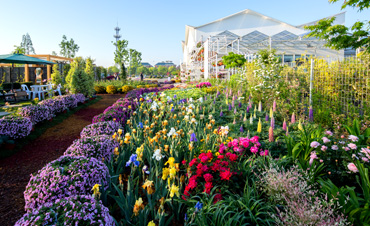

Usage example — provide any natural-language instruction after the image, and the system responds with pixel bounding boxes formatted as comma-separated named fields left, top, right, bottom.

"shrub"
left=121, top=85, right=131, bottom=93
left=18, top=105, right=53, bottom=125
left=65, top=57, right=94, bottom=97
left=24, top=155, right=109, bottom=210
left=64, top=135, right=119, bottom=162
left=80, top=121, right=123, bottom=138
left=15, top=195, right=115, bottom=226
left=106, top=85, right=117, bottom=94
left=94, top=85, right=106, bottom=94
left=0, top=116, right=32, bottom=139
left=51, top=64, right=63, bottom=89
left=38, top=98, right=67, bottom=114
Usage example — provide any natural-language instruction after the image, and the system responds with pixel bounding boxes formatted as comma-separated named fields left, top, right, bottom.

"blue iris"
left=138, top=122, right=144, bottom=129
left=195, top=202, right=203, bottom=211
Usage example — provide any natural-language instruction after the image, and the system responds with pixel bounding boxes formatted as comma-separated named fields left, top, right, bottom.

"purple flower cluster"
left=64, top=135, right=119, bottom=162
left=80, top=121, right=122, bottom=138
left=0, top=115, right=33, bottom=139
left=15, top=195, right=114, bottom=226
left=24, top=155, right=109, bottom=210
left=18, top=105, right=53, bottom=125
left=54, top=94, right=84, bottom=109
left=38, top=98, right=67, bottom=114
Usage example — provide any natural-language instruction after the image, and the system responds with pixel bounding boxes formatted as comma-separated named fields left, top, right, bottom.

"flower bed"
left=64, top=135, right=119, bottom=162
left=38, top=98, right=67, bottom=114
left=15, top=195, right=115, bottom=226
left=0, top=115, right=33, bottom=139
left=18, top=105, right=53, bottom=125
left=196, top=82, right=212, bottom=88
left=80, top=121, right=123, bottom=138
left=24, top=155, right=109, bottom=210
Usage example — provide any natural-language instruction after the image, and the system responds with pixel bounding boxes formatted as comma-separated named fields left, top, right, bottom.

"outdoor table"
left=0, top=89, right=16, bottom=103
left=30, top=85, right=49, bottom=100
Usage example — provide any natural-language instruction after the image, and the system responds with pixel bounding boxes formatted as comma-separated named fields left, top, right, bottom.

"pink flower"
left=320, top=159, right=323, bottom=163
left=250, top=146, right=258, bottom=154
left=321, top=145, right=327, bottom=151
left=348, top=135, right=359, bottom=142
left=259, top=150, right=269, bottom=156
left=347, top=163, right=358, bottom=173
left=325, top=131, right=333, bottom=136
left=341, top=135, right=345, bottom=139
left=203, top=173, right=213, bottom=182
left=309, top=151, right=318, bottom=166
left=331, top=145, right=338, bottom=150
left=348, top=143, right=357, bottom=150
left=250, top=136, right=259, bottom=143
left=362, top=157, right=369, bottom=162
left=231, top=139, right=239, bottom=147
left=239, top=138, right=250, bottom=148
left=344, top=147, right=350, bottom=151
left=322, top=137, right=331, bottom=143
left=310, top=141, right=320, bottom=148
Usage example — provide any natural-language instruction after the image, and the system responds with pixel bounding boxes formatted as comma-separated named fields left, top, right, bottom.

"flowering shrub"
left=15, top=195, right=115, bottom=226
left=18, top=105, right=53, bottom=125
left=106, top=85, right=117, bottom=94
left=24, top=155, right=109, bottom=210
left=54, top=94, right=78, bottom=108
left=80, top=121, right=122, bottom=138
left=64, top=135, right=119, bottom=162
left=94, top=85, right=106, bottom=94
left=0, top=115, right=33, bottom=139
left=183, top=136, right=266, bottom=199
left=38, top=98, right=67, bottom=114
left=196, top=82, right=212, bottom=88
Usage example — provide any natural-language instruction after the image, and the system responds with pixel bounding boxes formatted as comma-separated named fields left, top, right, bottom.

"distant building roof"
left=141, top=62, right=152, bottom=67
left=155, top=61, right=175, bottom=67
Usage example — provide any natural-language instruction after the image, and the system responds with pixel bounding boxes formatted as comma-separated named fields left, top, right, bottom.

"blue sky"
left=0, top=0, right=368, bottom=68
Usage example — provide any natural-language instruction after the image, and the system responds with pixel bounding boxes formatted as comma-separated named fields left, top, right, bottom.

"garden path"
left=0, top=94, right=124, bottom=226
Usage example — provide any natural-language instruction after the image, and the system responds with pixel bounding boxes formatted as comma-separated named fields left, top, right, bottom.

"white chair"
left=21, top=84, right=33, bottom=99
left=31, top=85, right=44, bottom=100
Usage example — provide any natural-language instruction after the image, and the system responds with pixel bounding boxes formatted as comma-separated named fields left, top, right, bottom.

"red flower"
left=217, top=155, right=224, bottom=159
left=189, top=158, right=198, bottom=167
left=220, top=169, right=232, bottom=181
left=200, top=155, right=209, bottom=163
left=182, top=160, right=187, bottom=165
left=204, top=182, right=213, bottom=194
left=203, top=173, right=213, bottom=182
left=206, top=152, right=213, bottom=159
left=228, top=153, right=238, bottom=162
left=213, top=193, right=223, bottom=204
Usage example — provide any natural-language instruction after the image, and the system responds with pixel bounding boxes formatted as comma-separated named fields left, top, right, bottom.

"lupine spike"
left=309, top=106, right=313, bottom=122
left=269, top=107, right=273, bottom=118
left=233, top=118, right=236, bottom=124
left=291, top=112, right=296, bottom=124
left=265, top=113, right=269, bottom=121
left=232, top=95, right=235, bottom=101
left=240, top=125, right=244, bottom=133
left=246, top=106, right=250, bottom=113
left=298, top=120, right=303, bottom=131
left=247, top=130, right=250, bottom=138
left=270, top=116, right=275, bottom=129
left=249, top=100, right=252, bottom=109
left=286, top=126, right=289, bottom=136
left=258, top=101, right=262, bottom=112
left=220, top=110, right=223, bottom=117
left=228, top=104, right=232, bottom=111
left=232, top=100, right=235, bottom=108
left=234, top=108, right=237, bottom=114
left=238, top=102, right=242, bottom=108
left=257, top=118, right=262, bottom=133
left=273, top=100, right=277, bottom=112
left=243, top=114, right=247, bottom=121
left=269, top=126, right=274, bottom=142
left=229, top=89, right=232, bottom=96
left=282, top=118, right=287, bottom=131
left=250, top=115, right=253, bottom=124
left=253, top=111, right=256, bottom=119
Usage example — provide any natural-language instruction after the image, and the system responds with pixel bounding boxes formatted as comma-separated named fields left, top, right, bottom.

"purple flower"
left=228, top=104, right=232, bottom=111
left=190, top=133, right=198, bottom=142
left=270, top=117, right=275, bottom=129
left=238, top=102, right=242, bottom=108
left=246, top=106, right=250, bottom=113
left=265, top=114, right=269, bottom=121
left=309, top=106, right=313, bottom=122
left=240, top=125, right=244, bottom=133
left=0, top=115, right=32, bottom=139
left=220, top=110, right=223, bottom=117
left=80, top=121, right=122, bottom=138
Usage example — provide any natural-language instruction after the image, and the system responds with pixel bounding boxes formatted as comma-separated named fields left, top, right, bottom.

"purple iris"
left=190, top=133, right=198, bottom=142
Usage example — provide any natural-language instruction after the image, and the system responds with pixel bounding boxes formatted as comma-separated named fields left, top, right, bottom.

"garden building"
left=181, top=9, right=346, bottom=79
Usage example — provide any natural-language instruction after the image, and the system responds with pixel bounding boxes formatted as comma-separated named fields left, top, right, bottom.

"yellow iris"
left=165, top=157, right=175, bottom=167
left=169, top=184, right=180, bottom=198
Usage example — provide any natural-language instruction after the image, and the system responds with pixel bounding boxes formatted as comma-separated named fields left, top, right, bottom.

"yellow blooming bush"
left=106, top=85, right=117, bottom=94
left=94, top=85, right=106, bottom=94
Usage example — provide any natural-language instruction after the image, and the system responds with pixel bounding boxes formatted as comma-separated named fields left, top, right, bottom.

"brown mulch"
left=0, top=94, right=124, bottom=226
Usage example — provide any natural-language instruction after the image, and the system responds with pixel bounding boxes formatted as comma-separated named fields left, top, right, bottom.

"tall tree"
left=21, top=33, right=36, bottom=54
left=108, top=65, right=119, bottom=74
left=157, top=66, right=168, bottom=75
left=305, top=0, right=370, bottom=52
left=84, top=58, right=95, bottom=96
left=113, top=39, right=129, bottom=80
left=12, top=45, right=25, bottom=54
left=59, top=35, right=80, bottom=58
left=128, top=49, right=142, bottom=75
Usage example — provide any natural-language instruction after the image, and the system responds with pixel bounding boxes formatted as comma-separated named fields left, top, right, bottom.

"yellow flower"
left=162, top=168, right=170, bottom=180
left=169, top=167, right=176, bottom=179
left=169, top=184, right=179, bottom=198
left=148, top=221, right=156, bottom=226
left=112, top=132, right=117, bottom=139
left=257, top=118, right=262, bottom=133
left=114, top=147, right=119, bottom=155
left=132, top=129, right=137, bottom=133
left=215, top=152, right=220, bottom=156
left=128, top=105, right=132, bottom=109
left=127, top=120, right=131, bottom=125
left=91, top=184, right=101, bottom=197
left=165, top=157, right=175, bottom=167
left=142, top=180, right=155, bottom=195
left=133, top=197, right=144, bottom=216
left=118, top=129, right=123, bottom=135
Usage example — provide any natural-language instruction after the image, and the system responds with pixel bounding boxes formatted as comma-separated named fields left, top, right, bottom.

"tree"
left=52, top=51, right=58, bottom=56
left=128, top=49, right=142, bottom=75
left=113, top=39, right=129, bottom=80
left=51, top=64, right=63, bottom=89
left=137, top=66, right=149, bottom=75
left=20, top=33, right=36, bottom=55
left=108, top=66, right=119, bottom=74
left=84, top=58, right=95, bottom=96
left=305, top=0, right=370, bottom=52
left=222, top=52, right=246, bottom=68
left=168, top=66, right=176, bottom=74
left=65, top=57, right=93, bottom=96
left=59, top=35, right=80, bottom=58
left=157, top=66, right=168, bottom=75
left=12, top=45, right=25, bottom=54
left=149, top=67, right=158, bottom=75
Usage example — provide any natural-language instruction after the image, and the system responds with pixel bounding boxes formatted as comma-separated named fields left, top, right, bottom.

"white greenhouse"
left=181, top=9, right=345, bottom=80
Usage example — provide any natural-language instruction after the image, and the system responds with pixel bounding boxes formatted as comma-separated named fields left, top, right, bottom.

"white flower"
left=348, top=143, right=357, bottom=150
left=331, top=145, right=338, bottom=150
left=151, top=101, right=159, bottom=111
left=184, top=115, right=190, bottom=121
left=167, top=96, right=172, bottom=101
left=348, top=135, right=359, bottom=142
left=208, top=115, right=213, bottom=120
left=198, top=97, right=203, bottom=103
left=167, top=128, right=177, bottom=137
left=189, top=98, right=194, bottom=103
left=238, top=97, right=245, bottom=100
left=160, top=93, right=166, bottom=97
left=152, top=149, right=164, bottom=161
left=322, top=137, right=331, bottom=143
left=220, top=126, right=229, bottom=136
left=200, top=115, right=204, bottom=120
left=190, top=118, right=197, bottom=124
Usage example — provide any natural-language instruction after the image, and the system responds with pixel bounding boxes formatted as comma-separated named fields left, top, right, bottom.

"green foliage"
left=94, top=85, right=106, bottom=94
left=305, top=0, right=370, bottom=52
left=51, top=64, right=63, bottom=88
left=120, top=63, right=127, bottom=80
left=63, top=64, right=71, bottom=77
left=84, top=58, right=95, bottom=95
left=157, top=66, right=168, bottom=75
left=59, top=35, right=79, bottom=58
left=222, top=52, right=246, bottom=68
left=344, top=119, right=370, bottom=145
left=12, top=45, right=25, bottom=54
left=65, top=57, right=93, bottom=96
left=108, top=66, right=119, bottom=74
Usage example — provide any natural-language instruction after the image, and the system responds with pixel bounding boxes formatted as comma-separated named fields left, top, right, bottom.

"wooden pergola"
left=24, top=55, right=73, bottom=82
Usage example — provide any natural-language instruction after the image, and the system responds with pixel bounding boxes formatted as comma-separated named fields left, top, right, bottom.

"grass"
left=0, top=96, right=102, bottom=159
